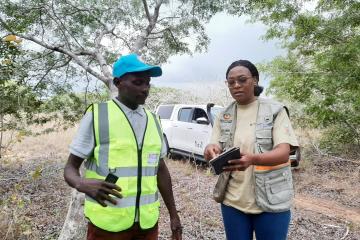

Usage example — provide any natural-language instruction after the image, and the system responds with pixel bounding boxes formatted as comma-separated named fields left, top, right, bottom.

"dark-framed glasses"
left=225, top=76, right=253, bottom=88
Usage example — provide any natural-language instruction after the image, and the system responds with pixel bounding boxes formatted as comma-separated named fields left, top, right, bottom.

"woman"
left=204, top=60, right=299, bottom=240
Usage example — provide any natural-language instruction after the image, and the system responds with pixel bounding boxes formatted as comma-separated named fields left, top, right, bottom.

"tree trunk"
left=0, top=114, right=4, bottom=158
left=58, top=190, right=87, bottom=240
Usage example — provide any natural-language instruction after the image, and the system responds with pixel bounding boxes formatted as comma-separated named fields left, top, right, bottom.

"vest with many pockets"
left=219, top=98, right=294, bottom=212
left=83, top=100, right=163, bottom=232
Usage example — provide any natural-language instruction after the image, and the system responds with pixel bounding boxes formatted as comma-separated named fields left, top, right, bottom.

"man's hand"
left=223, top=153, right=254, bottom=172
left=204, top=144, right=222, bottom=161
left=64, top=154, right=122, bottom=207
left=170, top=213, right=182, bottom=240
left=76, top=178, right=122, bottom=207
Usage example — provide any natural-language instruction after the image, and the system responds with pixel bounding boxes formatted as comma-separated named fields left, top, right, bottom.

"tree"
left=228, top=0, right=360, bottom=155
left=0, top=34, right=91, bottom=158
left=0, top=1, right=241, bottom=238
left=0, top=36, right=40, bottom=158
left=0, top=0, right=229, bottom=90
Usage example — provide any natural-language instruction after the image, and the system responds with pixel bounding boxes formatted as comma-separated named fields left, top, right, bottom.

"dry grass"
left=2, top=123, right=76, bottom=163
left=0, top=125, right=76, bottom=240
left=0, top=126, right=359, bottom=239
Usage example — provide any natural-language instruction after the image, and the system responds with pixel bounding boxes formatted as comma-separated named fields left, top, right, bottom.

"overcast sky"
left=151, top=13, right=286, bottom=91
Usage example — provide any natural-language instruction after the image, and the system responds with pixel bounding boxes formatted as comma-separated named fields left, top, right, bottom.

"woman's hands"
left=221, top=143, right=291, bottom=171
left=222, top=153, right=255, bottom=172
left=204, top=144, right=222, bottom=161
left=204, top=144, right=254, bottom=172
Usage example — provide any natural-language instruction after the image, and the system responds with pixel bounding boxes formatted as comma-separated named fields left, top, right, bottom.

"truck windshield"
left=157, top=105, right=174, bottom=119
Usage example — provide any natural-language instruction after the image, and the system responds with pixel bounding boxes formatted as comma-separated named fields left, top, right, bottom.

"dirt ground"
left=0, top=129, right=359, bottom=240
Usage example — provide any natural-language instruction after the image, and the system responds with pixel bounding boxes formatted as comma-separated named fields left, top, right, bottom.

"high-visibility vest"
left=83, top=100, right=163, bottom=232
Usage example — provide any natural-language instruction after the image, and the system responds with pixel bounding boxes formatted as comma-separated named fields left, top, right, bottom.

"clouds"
left=152, top=13, right=285, bottom=91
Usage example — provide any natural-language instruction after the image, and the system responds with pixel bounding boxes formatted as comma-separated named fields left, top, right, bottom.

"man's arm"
left=64, top=153, right=122, bottom=207
left=157, top=158, right=182, bottom=240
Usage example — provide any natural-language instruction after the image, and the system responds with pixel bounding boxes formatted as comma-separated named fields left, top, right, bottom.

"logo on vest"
left=147, top=153, right=159, bottom=165
left=264, top=116, right=272, bottom=123
left=223, top=113, right=231, bottom=120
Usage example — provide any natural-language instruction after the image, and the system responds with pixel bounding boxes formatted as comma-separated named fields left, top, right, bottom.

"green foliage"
left=250, top=0, right=360, bottom=155
left=0, top=0, right=230, bottom=78
left=0, top=40, right=20, bottom=84
left=0, top=36, right=105, bottom=157
left=0, top=38, right=42, bottom=131
left=0, top=81, right=41, bottom=120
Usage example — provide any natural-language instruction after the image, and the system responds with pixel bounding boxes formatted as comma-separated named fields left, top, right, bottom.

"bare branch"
left=167, top=28, right=180, bottom=48
left=110, top=31, right=132, bottom=50
left=95, top=52, right=112, bottom=80
left=45, top=1, right=72, bottom=49
left=32, top=57, right=72, bottom=90
left=49, top=0, right=84, bottom=50
left=146, top=36, right=165, bottom=40
left=150, top=27, right=170, bottom=35
left=133, top=0, right=164, bottom=53
left=19, top=34, right=109, bottom=84
left=157, top=16, right=181, bottom=23
left=142, top=0, right=152, bottom=22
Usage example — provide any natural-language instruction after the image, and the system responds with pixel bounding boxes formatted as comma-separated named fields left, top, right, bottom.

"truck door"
left=171, top=107, right=194, bottom=152
left=188, top=108, right=212, bottom=156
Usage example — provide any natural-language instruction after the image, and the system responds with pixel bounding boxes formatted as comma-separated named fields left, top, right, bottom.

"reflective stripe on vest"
left=84, top=100, right=162, bottom=232
left=84, top=160, right=158, bottom=177
left=98, top=102, right=110, bottom=170
left=85, top=192, right=159, bottom=208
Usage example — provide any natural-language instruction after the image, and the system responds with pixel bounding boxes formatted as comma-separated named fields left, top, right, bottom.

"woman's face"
left=226, top=66, right=257, bottom=105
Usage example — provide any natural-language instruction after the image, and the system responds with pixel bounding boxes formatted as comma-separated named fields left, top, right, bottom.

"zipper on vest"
left=135, top=114, right=148, bottom=224
left=111, top=99, right=148, bottom=223
left=135, top=147, right=142, bottom=222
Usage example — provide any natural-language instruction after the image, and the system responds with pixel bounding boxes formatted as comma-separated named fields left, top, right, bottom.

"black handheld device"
left=104, top=173, right=118, bottom=183
left=209, top=147, right=241, bottom=175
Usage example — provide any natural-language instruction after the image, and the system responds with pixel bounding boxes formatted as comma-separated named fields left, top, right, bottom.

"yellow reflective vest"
left=83, top=100, right=163, bottom=232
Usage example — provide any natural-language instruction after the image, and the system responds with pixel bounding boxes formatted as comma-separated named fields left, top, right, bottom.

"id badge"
left=147, top=153, right=159, bottom=165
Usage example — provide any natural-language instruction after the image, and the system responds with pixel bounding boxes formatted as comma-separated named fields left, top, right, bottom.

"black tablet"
left=209, top=147, right=241, bottom=175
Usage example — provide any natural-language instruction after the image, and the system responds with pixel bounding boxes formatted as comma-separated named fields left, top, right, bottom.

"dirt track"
left=294, top=195, right=360, bottom=226
left=0, top=135, right=359, bottom=239
left=157, top=159, right=360, bottom=240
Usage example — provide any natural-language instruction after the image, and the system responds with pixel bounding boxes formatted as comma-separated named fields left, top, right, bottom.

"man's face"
left=116, top=71, right=151, bottom=106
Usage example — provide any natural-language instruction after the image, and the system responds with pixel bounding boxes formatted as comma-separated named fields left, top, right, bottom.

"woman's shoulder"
left=258, top=98, right=289, bottom=117
left=258, top=97, right=284, bottom=106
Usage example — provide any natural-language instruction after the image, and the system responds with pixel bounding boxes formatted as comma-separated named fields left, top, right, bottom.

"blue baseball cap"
left=112, top=53, right=162, bottom=78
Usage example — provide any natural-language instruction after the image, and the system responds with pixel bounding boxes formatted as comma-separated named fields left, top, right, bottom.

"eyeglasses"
left=225, top=76, right=253, bottom=88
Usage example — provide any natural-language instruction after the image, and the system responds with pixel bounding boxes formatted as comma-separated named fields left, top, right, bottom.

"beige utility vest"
left=84, top=100, right=163, bottom=231
left=219, top=98, right=294, bottom=212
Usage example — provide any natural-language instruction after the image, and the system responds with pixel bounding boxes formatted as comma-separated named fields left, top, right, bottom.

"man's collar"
left=113, top=97, right=144, bottom=116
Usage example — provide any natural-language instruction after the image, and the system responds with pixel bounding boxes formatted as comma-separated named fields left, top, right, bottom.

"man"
left=64, top=53, right=182, bottom=240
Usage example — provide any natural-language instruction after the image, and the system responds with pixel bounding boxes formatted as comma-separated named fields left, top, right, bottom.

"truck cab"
left=156, top=103, right=223, bottom=161
left=156, top=103, right=301, bottom=166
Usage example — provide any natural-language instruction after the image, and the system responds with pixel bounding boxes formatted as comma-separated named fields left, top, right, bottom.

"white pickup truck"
left=156, top=103, right=223, bottom=161
left=156, top=103, right=301, bottom=166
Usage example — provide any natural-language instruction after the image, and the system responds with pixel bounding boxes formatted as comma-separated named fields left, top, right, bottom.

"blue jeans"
left=221, top=204, right=291, bottom=240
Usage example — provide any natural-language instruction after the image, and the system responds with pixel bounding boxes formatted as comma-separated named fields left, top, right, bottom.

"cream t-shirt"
left=210, top=99, right=299, bottom=213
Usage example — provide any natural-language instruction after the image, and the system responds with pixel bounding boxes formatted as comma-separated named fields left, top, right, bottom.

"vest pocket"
left=265, top=173, right=292, bottom=204
left=254, top=166, right=293, bottom=212
left=255, top=129, right=273, bottom=153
